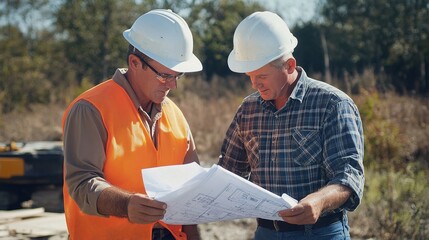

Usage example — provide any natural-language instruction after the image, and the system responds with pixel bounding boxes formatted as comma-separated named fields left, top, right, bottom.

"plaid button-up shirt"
left=218, top=67, right=364, bottom=211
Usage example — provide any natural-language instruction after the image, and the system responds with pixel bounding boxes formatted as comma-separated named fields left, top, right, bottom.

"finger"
left=129, top=211, right=165, bottom=224
left=126, top=194, right=168, bottom=224
left=278, top=204, right=304, bottom=217
left=128, top=194, right=166, bottom=212
left=133, top=194, right=167, bottom=210
left=128, top=204, right=166, bottom=224
left=135, top=204, right=166, bottom=217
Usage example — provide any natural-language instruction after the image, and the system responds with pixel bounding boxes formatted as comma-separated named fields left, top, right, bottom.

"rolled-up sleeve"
left=323, top=99, right=365, bottom=211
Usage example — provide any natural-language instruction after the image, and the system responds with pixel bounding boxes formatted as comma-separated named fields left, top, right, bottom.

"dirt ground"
left=0, top=211, right=256, bottom=240
left=199, top=218, right=256, bottom=240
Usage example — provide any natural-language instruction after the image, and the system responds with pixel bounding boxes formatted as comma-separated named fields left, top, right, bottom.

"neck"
left=124, top=71, right=152, bottom=113
left=274, top=69, right=300, bottom=110
left=142, top=102, right=153, bottom=114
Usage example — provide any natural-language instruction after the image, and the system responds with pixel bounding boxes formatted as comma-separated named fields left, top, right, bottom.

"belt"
left=257, top=212, right=343, bottom=232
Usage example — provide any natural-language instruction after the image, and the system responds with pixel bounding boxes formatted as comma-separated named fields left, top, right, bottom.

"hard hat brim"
left=123, top=30, right=202, bottom=73
left=227, top=50, right=286, bottom=73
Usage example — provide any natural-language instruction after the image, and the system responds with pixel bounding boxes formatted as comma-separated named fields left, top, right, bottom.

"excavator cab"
left=0, top=141, right=64, bottom=212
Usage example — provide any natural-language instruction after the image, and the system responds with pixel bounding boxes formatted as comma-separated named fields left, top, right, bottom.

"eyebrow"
left=246, top=73, right=268, bottom=78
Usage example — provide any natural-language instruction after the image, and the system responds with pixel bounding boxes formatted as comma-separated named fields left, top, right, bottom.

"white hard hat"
left=123, top=9, right=202, bottom=72
left=228, top=11, right=298, bottom=73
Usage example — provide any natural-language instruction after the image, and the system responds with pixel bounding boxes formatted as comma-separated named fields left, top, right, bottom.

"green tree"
left=293, top=22, right=325, bottom=77
left=55, top=0, right=154, bottom=85
left=187, top=0, right=265, bottom=80
left=0, top=0, right=73, bottom=113
left=321, top=0, right=429, bottom=94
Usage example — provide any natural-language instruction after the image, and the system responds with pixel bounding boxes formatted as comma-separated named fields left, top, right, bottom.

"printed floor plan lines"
left=142, top=162, right=298, bottom=224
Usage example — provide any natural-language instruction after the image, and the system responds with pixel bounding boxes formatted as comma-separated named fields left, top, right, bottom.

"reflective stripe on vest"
left=62, top=80, right=188, bottom=240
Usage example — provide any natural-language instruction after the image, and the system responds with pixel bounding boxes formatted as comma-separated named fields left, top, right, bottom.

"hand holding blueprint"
left=142, top=162, right=297, bottom=224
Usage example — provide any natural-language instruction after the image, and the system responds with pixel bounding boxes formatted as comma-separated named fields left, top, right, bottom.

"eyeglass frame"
left=134, top=54, right=184, bottom=83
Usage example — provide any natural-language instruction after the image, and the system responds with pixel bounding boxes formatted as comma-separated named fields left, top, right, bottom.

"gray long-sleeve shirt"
left=63, top=68, right=198, bottom=216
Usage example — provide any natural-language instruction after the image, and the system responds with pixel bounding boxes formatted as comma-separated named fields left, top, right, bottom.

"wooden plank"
left=0, top=212, right=67, bottom=238
left=0, top=208, right=45, bottom=223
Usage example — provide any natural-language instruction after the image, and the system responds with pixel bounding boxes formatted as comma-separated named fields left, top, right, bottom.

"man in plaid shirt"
left=218, top=11, right=364, bottom=240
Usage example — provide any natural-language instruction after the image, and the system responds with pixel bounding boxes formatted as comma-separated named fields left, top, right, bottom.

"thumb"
left=278, top=204, right=305, bottom=217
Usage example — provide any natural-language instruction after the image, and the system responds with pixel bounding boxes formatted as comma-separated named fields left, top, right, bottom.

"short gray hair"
left=126, top=44, right=152, bottom=67
left=269, top=52, right=294, bottom=69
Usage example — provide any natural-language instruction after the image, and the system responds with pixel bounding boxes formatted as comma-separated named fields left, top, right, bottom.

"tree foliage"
left=0, top=0, right=73, bottom=113
left=1, top=0, right=429, bottom=114
left=186, top=0, right=265, bottom=80
left=318, top=0, right=429, bottom=93
left=55, top=0, right=152, bottom=84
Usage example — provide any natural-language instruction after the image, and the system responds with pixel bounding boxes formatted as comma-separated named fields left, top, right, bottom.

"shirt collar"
left=289, top=66, right=308, bottom=103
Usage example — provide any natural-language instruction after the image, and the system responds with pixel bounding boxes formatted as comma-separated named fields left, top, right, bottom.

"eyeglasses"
left=135, top=54, right=184, bottom=84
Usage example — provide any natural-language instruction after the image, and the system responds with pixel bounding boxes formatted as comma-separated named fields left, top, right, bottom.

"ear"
left=284, top=58, right=296, bottom=74
left=128, top=54, right=140, bottom=70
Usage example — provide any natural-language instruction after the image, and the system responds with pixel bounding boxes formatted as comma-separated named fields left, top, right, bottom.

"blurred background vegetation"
left=0, top=0, right=428, bottom=239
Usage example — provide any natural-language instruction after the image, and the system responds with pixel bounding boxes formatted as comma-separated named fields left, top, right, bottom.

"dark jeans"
left=254, top=215, right=351, bottom=240
left=152, top=228, right=175, bottom=240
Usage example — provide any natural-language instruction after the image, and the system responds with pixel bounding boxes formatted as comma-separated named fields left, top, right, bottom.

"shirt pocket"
left=292, top=128, right=322, bottom=166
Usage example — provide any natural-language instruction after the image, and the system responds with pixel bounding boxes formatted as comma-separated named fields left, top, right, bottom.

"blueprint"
left=142, top=162, right=297, bottom=225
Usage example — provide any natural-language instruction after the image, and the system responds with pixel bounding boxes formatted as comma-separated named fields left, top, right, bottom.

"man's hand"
left=277, top=194, right=323, bottom=225
left=97, top=187, right=167, bottom=224
left=277, top=184, right=352, bottom=225
left=127, top=193, right=167, bottom=224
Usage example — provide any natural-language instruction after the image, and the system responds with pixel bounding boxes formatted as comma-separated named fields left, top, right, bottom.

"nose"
left=165, top=79, right=177, bottom=89
left=250, top=76, right=261, bottom=90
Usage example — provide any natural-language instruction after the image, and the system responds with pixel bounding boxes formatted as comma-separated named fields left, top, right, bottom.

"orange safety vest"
left=62, top=80, right=189, bottom=240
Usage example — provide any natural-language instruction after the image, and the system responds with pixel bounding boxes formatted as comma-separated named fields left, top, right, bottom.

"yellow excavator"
left=0, top=141, right=64, bottom=212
